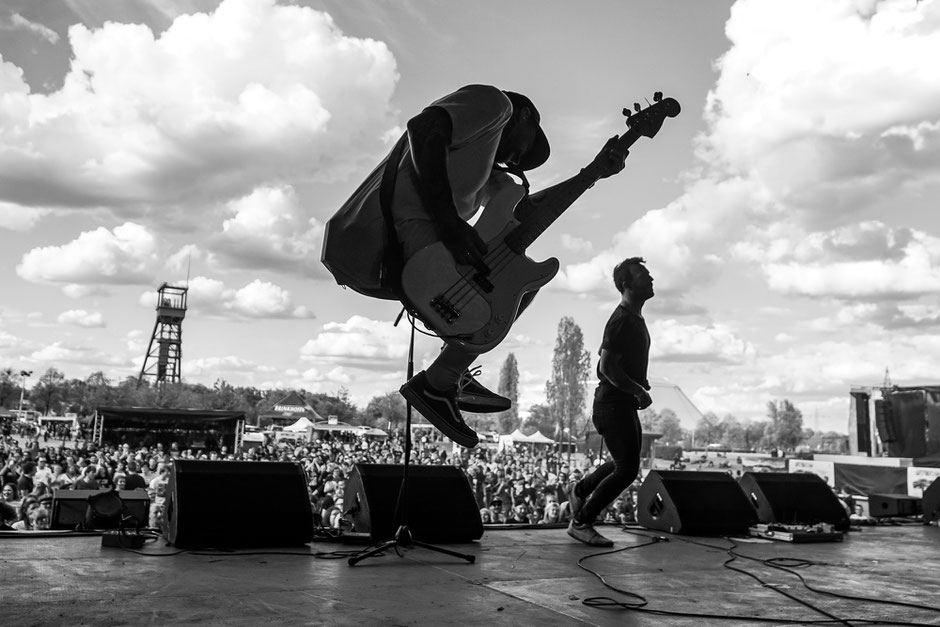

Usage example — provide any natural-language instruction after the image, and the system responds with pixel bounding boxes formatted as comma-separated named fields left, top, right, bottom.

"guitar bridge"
left=430, top=296, right=460, bottom=324
left=472, top=274, right=494, bottom=293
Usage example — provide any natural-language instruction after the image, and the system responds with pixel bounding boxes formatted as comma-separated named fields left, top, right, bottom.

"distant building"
left=259, top=391, right=324, bottom=428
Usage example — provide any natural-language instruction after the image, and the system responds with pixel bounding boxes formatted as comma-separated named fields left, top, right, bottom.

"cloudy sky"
left=1, top=0, right=938, bottom=433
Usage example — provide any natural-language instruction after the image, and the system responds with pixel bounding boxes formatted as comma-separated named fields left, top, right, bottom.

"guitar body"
left=401, top=184, right=559, bottom=353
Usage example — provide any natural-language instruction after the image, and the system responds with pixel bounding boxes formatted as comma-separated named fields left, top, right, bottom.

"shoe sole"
left=566, top=527, right=613, bottom=547
left=401, top=384, right=479, bottom=448
left=457, top=395, right=512, bottom=414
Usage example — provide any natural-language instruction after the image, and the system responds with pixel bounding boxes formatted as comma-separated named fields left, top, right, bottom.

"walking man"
left=568, top=257, right=653, bottom=547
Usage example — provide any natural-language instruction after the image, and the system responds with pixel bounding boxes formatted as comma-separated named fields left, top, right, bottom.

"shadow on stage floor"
left=2, top=522, right=939, bottom=626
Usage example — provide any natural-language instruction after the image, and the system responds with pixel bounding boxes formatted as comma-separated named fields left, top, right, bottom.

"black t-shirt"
left=125, top=474, right=147, bottom=491
left=594, top=305, right=650, bottom=406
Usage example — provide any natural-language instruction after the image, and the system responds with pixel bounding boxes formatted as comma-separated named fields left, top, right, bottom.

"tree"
left=694, top=411, right=724, bottom=447
left=766, top=399, right=804, bottom=451
left=639, top=408, right=685, bottom=446
left=524, top=403, right=555, bottom=436
left=308, top=388, right=360, bottom=423
left=32, top=368, right=67, bottom=415
left=0, top=368, right=18, bottom=408
left=365, top=392, right=407, bottom=428
left=658, top=409, right=685, bottom=445
left=496, top=353, right=521, bottom=434
left=719, top=414, right=745, bottom=449
left=744, top=420, right=766, bottom=451
left=545, top=317, right=591, bottom=464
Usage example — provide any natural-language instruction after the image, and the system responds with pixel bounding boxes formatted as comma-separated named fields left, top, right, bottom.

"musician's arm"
left=599, top=348, right=652, bottom=408
left=407, top=107, right=487, bottom=261
left=514, top=136, right=628, bottom=222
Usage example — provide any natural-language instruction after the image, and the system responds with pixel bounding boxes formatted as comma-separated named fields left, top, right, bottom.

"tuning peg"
left=654, top=92, right=663, bottom=102
left=634, top=103, right=641, bottom=113
left=622, top=108, right=631, bottom=118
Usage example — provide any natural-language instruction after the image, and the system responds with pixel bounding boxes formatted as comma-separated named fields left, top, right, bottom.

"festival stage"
left=2, top=523, right=939, bottom=626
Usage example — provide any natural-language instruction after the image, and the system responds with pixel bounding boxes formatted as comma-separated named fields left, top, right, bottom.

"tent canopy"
left=501, top=429, right=555, bottom=444
left=524, top=430, right=554, bottom=444
left=283, top=416, right=315, bottom=432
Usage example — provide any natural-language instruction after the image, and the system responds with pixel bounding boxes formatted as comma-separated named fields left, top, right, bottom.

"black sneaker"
left=567, top=520, right=613, bottom=547
left=457, top=368, right=511, bottom=414
left=400, top=371, right=479, bottom=448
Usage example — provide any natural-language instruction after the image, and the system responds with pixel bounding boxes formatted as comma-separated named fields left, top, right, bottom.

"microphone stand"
left=348, top=310, right=475, bottom=566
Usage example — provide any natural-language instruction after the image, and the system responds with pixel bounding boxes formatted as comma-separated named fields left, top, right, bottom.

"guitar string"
left=439, top=240, right=518, bottom=310
left=436, top=223, right=542, bottom=313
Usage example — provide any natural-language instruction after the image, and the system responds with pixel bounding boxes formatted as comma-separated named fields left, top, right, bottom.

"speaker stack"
left=739, top=471, right=850, bottom=531
left=163, top=460, right=313, bottom=548
left=923, top=478, right=940, bottom=524
left=637, top=470, right=758, bottom=535
left=344, top=463, right=483, bottom=543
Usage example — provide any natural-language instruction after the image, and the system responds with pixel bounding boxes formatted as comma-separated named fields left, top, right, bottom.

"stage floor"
left=2, top=523, right=939, bottom=626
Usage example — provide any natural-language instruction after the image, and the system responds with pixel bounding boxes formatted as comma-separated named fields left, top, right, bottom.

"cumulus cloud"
left=300, top=315, right=412, bottom=367
left=212, top=185, right=325, bottom=276
left=29, top=341, right=131, bottom=367
left=0, top=330, right=20, bottom=348
left=187, top=355, right=266, bottom=375
left=57, top=309, right=106, bottom=328
left=0, top=202, right=50, bottom=231
left=138, top=275, right=314, bottom=320
left=0, top=0, right=399, bottom=216
left=1, top=13, right=60, bottom=44
left=17, top=222, right=159, bottom=289
left=651, top=319, right=756, bottom=364
left=559, top=233, right=594, bottom=256
left=761, top=225, right=940, bottom=299
left=555, top=0, right=940, bottom=306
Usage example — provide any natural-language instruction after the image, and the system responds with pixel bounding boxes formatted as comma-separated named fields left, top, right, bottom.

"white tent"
left=647, top=377, right=704, bottom=429
left=283, top=416, right=315, bottom=432
left=524, top=430, right=555, bottom=444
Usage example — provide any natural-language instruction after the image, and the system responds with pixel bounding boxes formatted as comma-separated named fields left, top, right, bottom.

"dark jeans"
left=575, top=401, right=642, bottom=524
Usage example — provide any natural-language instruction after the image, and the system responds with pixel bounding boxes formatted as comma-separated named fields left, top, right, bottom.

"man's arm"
left=514, top=136, right=628, bottom=223
left=598, top=348, right=652, bottom=409
left=406, top=107, right=487, bottom=263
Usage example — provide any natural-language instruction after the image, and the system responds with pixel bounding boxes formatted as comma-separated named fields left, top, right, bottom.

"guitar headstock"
left=623, top=92, right=681, bottom=138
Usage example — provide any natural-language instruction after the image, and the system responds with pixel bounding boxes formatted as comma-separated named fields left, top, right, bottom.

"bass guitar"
left=400, top=93, right=680, bottom=352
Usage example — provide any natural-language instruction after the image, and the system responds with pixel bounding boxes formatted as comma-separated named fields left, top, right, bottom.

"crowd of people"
left=0, top=425, right=639, bottom=534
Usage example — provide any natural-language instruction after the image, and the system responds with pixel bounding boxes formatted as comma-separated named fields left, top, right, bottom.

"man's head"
left=497, top=91, right=550, bottom=171
left=613, top=257, right=654, bottom=300
left=28, top=505, right=50, bottom=530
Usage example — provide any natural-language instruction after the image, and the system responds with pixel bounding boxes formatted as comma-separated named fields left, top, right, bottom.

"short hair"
left=613, top=257, right=647, bottom=293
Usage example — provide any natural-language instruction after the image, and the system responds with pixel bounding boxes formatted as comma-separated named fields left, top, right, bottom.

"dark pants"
left=575, top=402, right=642, bottom=524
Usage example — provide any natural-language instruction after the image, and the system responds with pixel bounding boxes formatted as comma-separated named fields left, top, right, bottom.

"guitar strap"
left=378, top=133, right=409, bottom=296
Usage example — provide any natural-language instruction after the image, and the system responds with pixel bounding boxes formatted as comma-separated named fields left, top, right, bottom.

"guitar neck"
left=507, top=127, right=643, bottom=252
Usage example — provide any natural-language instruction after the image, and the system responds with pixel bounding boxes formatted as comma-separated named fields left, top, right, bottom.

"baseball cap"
left=502, top=91, right=550, bottom=171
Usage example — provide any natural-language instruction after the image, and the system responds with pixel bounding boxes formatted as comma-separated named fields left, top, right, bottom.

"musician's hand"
left=635, top=389, right=652, bottom=410
left=443, top=221, right=488, bottom=266
left=588, top=135, right=629, bottom=180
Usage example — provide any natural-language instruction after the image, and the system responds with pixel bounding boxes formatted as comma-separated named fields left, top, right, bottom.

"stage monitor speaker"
left=868, top=493, right=922, bottom=518
left=51, top=489, right=150, bottom=530
left=739, top=472, right=849, bottom=531
left=345, top=463, right=483, bottom=543
left=923, top=479, right=940, bottom=524
left=163, top=460, right=312, bottom=548
left=637, top=470, right=758, bottom=536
